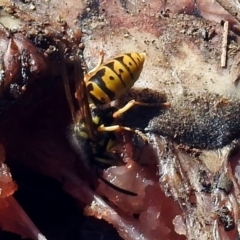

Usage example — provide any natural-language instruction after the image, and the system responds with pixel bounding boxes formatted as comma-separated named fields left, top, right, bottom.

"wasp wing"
left=74, top=55, right=96, bottom=141
left=59, top=45, right=76, bottom=122
left=59, top=41, right=96, bottom=141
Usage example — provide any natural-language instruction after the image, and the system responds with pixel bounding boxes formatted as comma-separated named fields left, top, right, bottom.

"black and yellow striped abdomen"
left=85, top=52, right=146, bottom=104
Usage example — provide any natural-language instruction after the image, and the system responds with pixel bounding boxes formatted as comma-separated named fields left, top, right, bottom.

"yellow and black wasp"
left=81, top=51, right=167, bottom=138
left=63, top=49, right=168, bottom=195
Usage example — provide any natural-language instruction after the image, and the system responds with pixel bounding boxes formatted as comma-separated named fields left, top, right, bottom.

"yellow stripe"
left=98, top=64, right=130, bottom=98
left=130, top=52, right=146, bottom=67
left=86, top=82, right=111, bottom=103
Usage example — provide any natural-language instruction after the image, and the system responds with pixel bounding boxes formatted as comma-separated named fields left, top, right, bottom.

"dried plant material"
left=230, top=51, right=240, bottom=83
left=221, top=21, right=229, bottom=68
left=228, top=41, right=240, bottom=56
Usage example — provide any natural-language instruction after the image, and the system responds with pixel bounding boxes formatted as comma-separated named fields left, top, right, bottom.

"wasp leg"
left=84, top=51, right=105, bottom=79
left=113, top=99, right=171, bottom=118
left=98, top=124, right=148, bottom=143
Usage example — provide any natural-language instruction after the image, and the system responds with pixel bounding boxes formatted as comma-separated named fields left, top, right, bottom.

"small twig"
left=221, top=21, right=229, bottom=68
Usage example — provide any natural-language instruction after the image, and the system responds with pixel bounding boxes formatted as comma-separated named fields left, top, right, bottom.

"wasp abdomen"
left=86, top=52, right=145, bottom=104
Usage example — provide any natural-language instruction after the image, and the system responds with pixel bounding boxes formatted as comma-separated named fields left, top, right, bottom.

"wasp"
left=63, top=49, right=169, bottom=195
left=82, top=51, right=169, bottom=138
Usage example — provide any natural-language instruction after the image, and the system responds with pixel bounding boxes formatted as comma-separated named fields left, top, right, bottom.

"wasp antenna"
left=74, top=55, right=96, bottom=141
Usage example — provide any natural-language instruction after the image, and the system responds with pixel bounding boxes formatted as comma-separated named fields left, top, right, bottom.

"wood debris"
left=221, top=21, right=228, bottom=68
